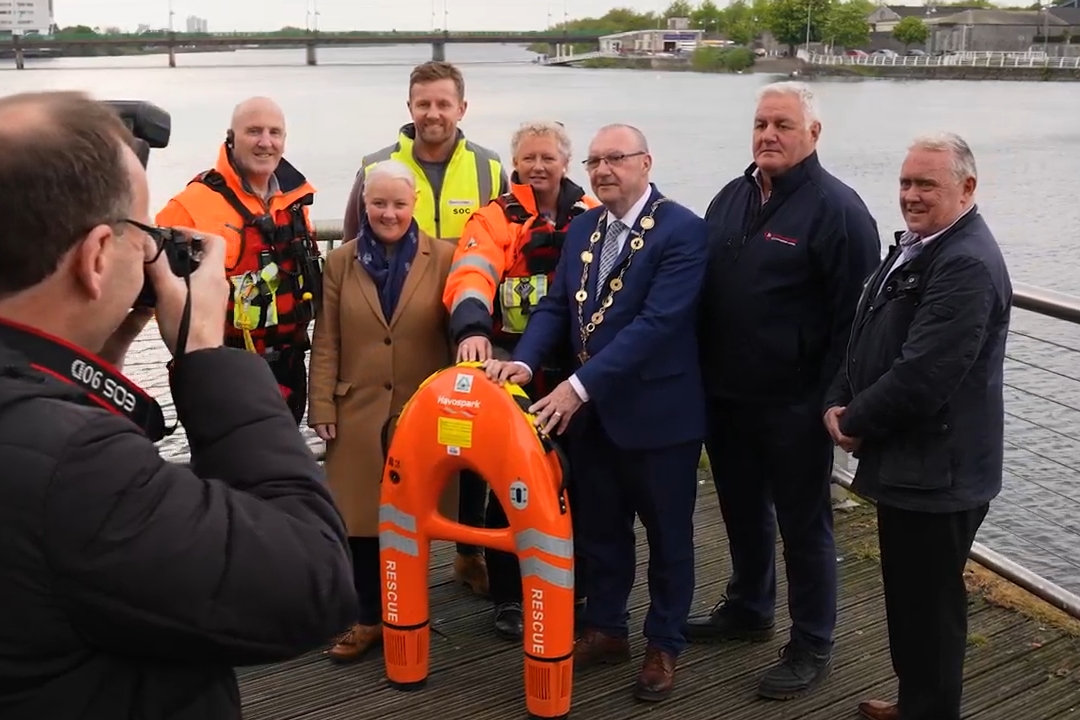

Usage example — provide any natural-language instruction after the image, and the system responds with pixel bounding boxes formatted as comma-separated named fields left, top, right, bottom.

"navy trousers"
left=572, top=408, right=700, bottom=657
left=456, top=470, right=488, bottom=555
left=703, top=398, right=837, bottom=652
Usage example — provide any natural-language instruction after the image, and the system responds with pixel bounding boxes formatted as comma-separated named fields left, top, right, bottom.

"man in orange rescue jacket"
left=156, top=96, right=322, bottom=425
left=443, top=120, right=598, bottom=641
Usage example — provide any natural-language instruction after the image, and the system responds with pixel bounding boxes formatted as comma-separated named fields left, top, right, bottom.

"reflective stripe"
left=379, top=503, right=418, bottom=533
left=515, top=528, right=574, bottom=559
left=380, top=529, right=420, bottom=557
left=449, top=255, right=499, bottom=283
left=520, top=556, right=574, bottom=590
left=467, top=140, right=496, bottom=209
left=451, top=288, right=493, bottom=314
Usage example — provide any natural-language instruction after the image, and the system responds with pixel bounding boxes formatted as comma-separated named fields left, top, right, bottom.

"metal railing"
left=176, top=220, right=1080, bottom=621
left=805, top=50, right=1080, bottom=69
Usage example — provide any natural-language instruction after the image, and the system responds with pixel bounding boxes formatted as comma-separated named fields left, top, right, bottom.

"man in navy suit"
left=484, top=124, right=708, bottom=703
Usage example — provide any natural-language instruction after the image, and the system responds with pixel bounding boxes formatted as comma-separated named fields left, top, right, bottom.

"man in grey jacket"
left=824, top=132, right=1012, bottom=720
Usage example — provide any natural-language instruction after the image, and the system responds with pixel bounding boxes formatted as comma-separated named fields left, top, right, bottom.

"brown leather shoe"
left=573, top=628, right=631, bottom=671
left=633, top=646, right=676, bottom=702
left=326, top=623, right=382, bottom=664
left=858, top=699, right=900, bottom=720
left=453, top=552, right=489, bottom=596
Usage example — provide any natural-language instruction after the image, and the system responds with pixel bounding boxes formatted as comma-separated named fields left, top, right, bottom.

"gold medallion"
left=590, top=231, right=601, bottom=242
left=630, top=238, right=644, bottom=250
left=640, top=216, right=655, bottom=230
left=603, top=296, right=613, bottom=308
left=610, top=278, right=623, bottom=291
left=580, top=250, right=593, bottom=263
left=591, top=312, right=604, bottom=324
left=575, top=290, right=588, bottom=302
left=585, top=322, right=596, bottom=332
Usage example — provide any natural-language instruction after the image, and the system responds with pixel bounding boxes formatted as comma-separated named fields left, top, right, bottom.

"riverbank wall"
left=801, top=62, right=1080, bottom=82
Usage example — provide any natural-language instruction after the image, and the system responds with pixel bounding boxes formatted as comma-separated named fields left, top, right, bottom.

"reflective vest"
left=360, top=124, right=504, bottom=243
left=491, top=186, right=594, bottom=335
left=377, top=363, right=574, bottom=719
left=443, top=178, right=597, bottom=342
left=154, top=146, right=323, bottom=355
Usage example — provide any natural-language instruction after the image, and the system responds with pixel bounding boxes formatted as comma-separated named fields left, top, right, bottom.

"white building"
left=599, top=27, right=706, bottom=54
left=0, top=0, right=52, bottom=34
left=185, top=15, right=208, bottom=33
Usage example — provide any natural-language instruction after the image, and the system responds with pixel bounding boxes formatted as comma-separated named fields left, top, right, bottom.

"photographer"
left=0, top=92, right=357, bottom=718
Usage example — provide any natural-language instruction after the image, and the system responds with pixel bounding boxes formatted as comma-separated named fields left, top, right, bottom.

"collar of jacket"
left=890, top=203, right=981, bottom=258
left=507, top=171, right=587, bottom=222
left=214, top=143, right=313, bottom=200
left=742, top=150, right=823, bottom=199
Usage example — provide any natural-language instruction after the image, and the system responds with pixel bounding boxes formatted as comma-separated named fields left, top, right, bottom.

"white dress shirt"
left=883, top=204, right=975, bottom=285
left=513, top=185, right=654, bottom=403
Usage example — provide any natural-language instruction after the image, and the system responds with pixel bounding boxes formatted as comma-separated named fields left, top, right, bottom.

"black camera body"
left=133, top=228, right=203, bottom=308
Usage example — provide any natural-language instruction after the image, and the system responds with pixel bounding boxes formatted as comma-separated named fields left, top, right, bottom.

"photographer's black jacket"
left=0, top=342, right=358, bottom=719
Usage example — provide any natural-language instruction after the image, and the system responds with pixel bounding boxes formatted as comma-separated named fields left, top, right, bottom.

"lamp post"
left=804, top=0, right=812, bottom=55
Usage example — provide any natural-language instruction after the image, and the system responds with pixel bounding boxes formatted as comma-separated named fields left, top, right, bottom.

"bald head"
left=230, top=96, right=285, bottom=133
left=227, top=96, right=286, bottom=192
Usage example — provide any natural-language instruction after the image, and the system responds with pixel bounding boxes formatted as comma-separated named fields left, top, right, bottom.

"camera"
left=133, top=227, right=204, bottom=308
left=104, top=100, right=202, bottom=308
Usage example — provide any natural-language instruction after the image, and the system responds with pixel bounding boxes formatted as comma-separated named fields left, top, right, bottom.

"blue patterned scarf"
left=356, top=216, right=419, bottom=322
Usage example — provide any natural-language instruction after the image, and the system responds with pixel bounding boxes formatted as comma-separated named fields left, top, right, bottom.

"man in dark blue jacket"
left=686, top=81, right=881, bottom=699
left=826, top=133, right=1011, bottom=720
left=485, top=124, right=707, bottom=703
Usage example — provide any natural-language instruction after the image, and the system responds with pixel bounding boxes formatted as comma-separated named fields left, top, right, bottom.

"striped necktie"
left=595, top=219, right=625, bottom=294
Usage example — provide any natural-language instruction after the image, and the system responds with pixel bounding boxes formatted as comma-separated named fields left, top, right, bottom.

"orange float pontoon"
left=378, top=362, right=575, bottom=719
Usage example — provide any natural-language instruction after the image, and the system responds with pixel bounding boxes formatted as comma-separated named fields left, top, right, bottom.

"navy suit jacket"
left=513, top=185, right=708, bottom=450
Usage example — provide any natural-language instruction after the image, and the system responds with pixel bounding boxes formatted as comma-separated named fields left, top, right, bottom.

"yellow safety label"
left=437, top=417, right=473, bottom=448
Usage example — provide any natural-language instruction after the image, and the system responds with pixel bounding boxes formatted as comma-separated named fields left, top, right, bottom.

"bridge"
left=0, top=31, right=603, bottom=69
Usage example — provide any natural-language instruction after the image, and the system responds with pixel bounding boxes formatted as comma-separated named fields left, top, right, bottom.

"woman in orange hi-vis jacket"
left=441, top=120, right=599, bottom=642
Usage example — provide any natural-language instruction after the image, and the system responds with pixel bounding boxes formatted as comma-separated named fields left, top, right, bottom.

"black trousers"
left=348, top=536, right=382, bottom=626
left=265, top=345, right=307, bottom=426
left=456, top=470, right=488, bottom=555
left=878, top=502, right=989, bottom=720
left=704, top=398, right=837, bottom=651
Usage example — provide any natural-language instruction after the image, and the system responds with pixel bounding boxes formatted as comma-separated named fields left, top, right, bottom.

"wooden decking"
left=237, top=476, right=1080, bottom=720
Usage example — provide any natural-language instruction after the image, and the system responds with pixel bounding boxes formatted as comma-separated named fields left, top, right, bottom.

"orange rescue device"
left=379, top=362, right=575, bottom=719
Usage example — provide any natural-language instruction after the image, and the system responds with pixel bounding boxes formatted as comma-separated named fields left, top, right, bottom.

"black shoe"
left=683, top=595, right=775, bottom=643
left=757, top=641, right=832, bottom=700
left=493, top=602, right=523, bottom=641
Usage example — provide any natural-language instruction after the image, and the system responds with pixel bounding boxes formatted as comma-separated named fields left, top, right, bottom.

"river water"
left=4, top=43, right=1080, bottom=593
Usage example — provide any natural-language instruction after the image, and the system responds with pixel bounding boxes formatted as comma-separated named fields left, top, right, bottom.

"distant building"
left=866, top=4, right=986, bottom=33
left=926, top=8, right=1070, bottom=52
left=0, top=0, right=52, bottom=34
left=186, top=15, right=208, bottom=33
left=599, top=19, right=705, bottom=54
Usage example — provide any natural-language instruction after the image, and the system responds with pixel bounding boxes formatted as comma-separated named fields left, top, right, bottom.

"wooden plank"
left=238, top=486, right=1077, bottom=720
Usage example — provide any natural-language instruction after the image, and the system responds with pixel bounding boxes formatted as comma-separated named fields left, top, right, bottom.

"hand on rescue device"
left=482, top=359, right=532, bottom=385
left=146, top=227, right=228, bottom=356
left=529, top=381, right=583, bottom=436
left=457, top=336, right=493, bottom=362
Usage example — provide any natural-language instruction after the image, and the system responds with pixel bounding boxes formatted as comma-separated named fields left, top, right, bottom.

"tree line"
left=549, top=0, right=1047, bottom=53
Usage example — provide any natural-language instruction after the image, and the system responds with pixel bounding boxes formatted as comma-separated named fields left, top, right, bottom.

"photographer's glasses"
left=122, top=218, right=170, bottom=264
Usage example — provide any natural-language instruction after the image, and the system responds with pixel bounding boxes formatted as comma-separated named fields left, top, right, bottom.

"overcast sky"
left=57, top=0, right=934, bottom=33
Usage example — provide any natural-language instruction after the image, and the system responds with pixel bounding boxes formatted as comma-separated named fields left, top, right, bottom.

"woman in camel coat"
left=307, top=158, right=457, bottom=664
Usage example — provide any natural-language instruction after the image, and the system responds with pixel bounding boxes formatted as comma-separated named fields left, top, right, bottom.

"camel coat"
left=307, top=231, right=458, bottom=537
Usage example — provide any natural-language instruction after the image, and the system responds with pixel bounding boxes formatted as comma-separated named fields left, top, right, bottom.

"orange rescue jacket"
left=155, top=144, right=322, bottom=354
left=443, top=176, right=598, bottom=349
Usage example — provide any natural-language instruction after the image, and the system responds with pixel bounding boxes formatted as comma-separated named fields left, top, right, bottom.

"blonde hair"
left=510, top=120, right=572, bottom=162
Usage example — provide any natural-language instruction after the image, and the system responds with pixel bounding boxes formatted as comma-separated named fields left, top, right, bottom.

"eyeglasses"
left=582, top=151, right=646, bottom=170
left=121, top=218, right=171, bottom=263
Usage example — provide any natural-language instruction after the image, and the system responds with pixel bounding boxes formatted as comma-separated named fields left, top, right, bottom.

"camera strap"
left=0, top=319, right=169, bottom=442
